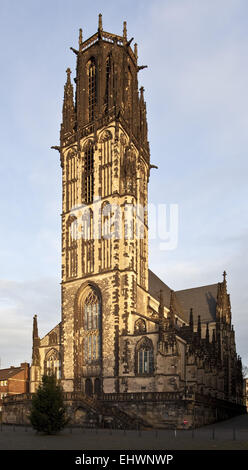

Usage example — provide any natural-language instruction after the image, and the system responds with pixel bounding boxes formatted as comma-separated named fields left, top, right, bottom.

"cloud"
left=0, top=0, right=247, bottom=371
left=0, top=278, right=60, bottom=369
left=140, top=1, right=248, bottom=145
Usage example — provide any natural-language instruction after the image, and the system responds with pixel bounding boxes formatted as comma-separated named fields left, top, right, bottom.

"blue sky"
left=0, top=0, right=247, bottom=369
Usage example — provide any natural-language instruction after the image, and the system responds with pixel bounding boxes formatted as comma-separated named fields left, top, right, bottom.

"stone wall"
left=2, top=392, right=246, bottom=429
left=2, top=395, right=32, bottom=425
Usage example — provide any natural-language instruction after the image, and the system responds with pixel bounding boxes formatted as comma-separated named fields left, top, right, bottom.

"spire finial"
left=66, top=67, right=71, bottom=82
left=98, top=13, right=103, bottom=31
left=123, top=21, right=127, bottom=41
left=33, top=314, right=38, bottom=339
left=61, top=67, right=75, bottom=142
left=134, top=43, right=138, bottom=60
left=223, top=270, right=227, bottom=293
left=79, top=28, right=83, bottom=49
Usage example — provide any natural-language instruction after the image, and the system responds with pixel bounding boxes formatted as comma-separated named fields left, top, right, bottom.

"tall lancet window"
left=138, top=161, right=146, bottom=211
left=83, top=141, right=94, bottom=204
left=105, top=55, right=111, bottom=113
left=139, top=236, right=146, bottom=288
left=88, top=58, right=97, bottom=122
left=135, top=337, right=154, bottom=376
left=127, top=65, right=133, bottom=122
left=100, top=131, right=112, bottom=197
left=82, top=208, right=94, bottom=274
left=44, top=349, right=61, bottom=380
left=101, top=202, right=112, bottom=271
left=66, top=150, right=77, bottom=211
left=105, top=55, right=115, bottom=113
left=66, top=217, right=78, bottom=278
left=82, top=288, right=101, bottom=365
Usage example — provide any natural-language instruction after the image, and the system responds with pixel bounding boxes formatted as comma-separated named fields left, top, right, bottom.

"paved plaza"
left=0, top=414, right=248, bottom=450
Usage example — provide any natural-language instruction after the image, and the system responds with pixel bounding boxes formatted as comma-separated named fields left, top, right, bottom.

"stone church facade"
left=3, top=16, right=245, bottom=428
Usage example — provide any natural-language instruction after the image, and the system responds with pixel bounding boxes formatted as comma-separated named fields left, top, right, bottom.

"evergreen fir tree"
left=29, top=374, right=69, bottom=434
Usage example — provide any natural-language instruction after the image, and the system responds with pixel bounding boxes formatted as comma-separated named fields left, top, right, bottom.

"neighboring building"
left=0, top=363, right=29, bottom=411
left=3, top=15, right=245, bottom=428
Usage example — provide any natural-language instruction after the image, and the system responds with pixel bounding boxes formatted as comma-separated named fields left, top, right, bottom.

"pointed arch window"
left=84, top=141, right=94, bottom=204
left=84, top=290, right=100, bottom=330
left=66, top=216, right=78, bottom=278
left=88, top=58, right=97, bottom=122
left=105, top=55, right=115, bottom=113
left=82, top=288, right=101, bottom=365
left=135, top=337, right=154, bottom=375
left=44, top=349, right=61, bottom=380
left=127, top=65, right=133, bottom=123
left=101, top=202, right=112, bottom=270
left=139, top=236, right=146, bottom=288
left=100, top=131, right=112, bottom=197
left=105, top=55, right=111, bottom=113
left=138, top=161, right=146, bottom=210
left=82, top=208, right=94, bottom=274
left=66, top=150, right=77, bottom=211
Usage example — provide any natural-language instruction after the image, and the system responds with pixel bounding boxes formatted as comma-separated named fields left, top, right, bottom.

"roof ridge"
left=0, top=366, right=21, bottom=372
left=176, top=283, right=219, bottom=293
left=148, top=269, right=172, bottom=289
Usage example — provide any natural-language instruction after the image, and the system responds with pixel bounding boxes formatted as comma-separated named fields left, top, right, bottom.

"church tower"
left=10, top=14, right=245, bottom=427
left=60, top=15, right=150, bottom=393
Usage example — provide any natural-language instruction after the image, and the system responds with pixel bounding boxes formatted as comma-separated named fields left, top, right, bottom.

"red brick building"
left=0, top=363, right=29, bottom=411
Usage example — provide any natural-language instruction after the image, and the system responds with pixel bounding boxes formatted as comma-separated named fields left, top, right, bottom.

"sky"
left=0, top=0, right=247, bottom=369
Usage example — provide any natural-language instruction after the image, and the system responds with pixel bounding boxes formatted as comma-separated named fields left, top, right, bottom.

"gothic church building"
left=27, top=16, right=244, bottom=428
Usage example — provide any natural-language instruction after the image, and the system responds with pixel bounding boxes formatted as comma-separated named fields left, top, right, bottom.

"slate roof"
left=176, top=284, right=219, bottom=324
left=148, top=270, right=185, bottom=319
left=148, top=269, right=219, bottom=325
left=148, top=269, right=172, bottom=307
left=0, top=367, right=23, bottom=381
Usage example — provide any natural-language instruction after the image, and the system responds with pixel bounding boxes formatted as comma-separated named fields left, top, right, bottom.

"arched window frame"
left=135, top=337, right=154, bottom=376
left=83, top=140, right=94, bottom=204
left=99, top=130, right=112, bottom=198
left=81, top=207, right=94, bottom=274
left=100, top=201, right=112, bottom=270
left=105, top=54, right=111, bottom=113
left=66, top=215, right=78, bottom=279
left=79, top=286, right=101, bottom=366
left=87, top=58, right=97, bottom=122
left=127, top=65, right=133, bottom=124
left=66, top=149, right=77, bottom=211
left=104, top=54, right=116, bottom=113
left=44, top=348, right=61, bottom=379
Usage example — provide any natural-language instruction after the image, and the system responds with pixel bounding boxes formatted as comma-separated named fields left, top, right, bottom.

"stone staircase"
left=65, top=392, right=153, bottom=429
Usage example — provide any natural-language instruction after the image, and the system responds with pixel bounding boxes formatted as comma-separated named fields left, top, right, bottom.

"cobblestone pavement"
left=0, top=414, right=248, bottom=450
